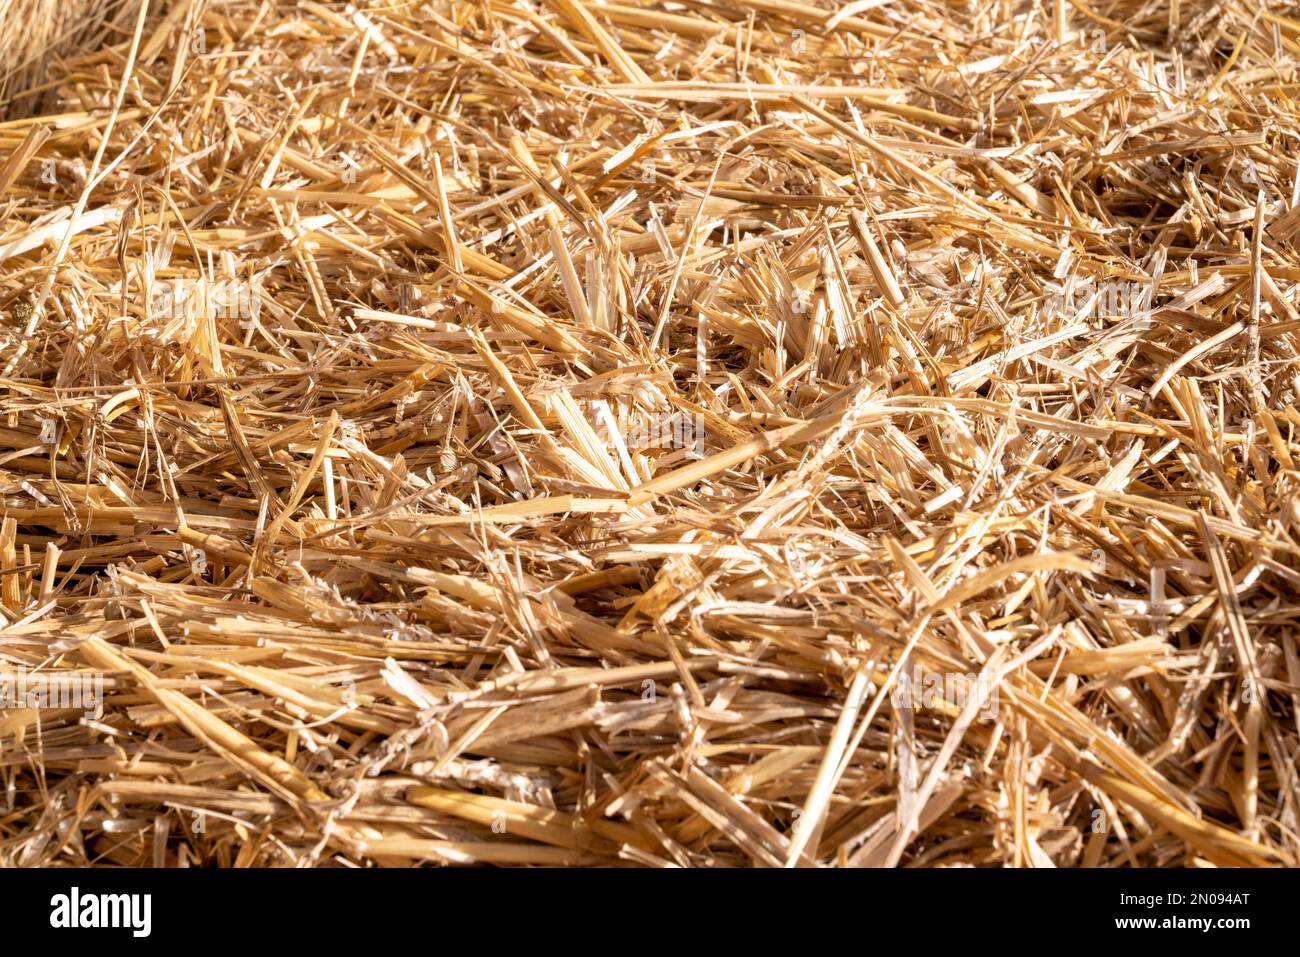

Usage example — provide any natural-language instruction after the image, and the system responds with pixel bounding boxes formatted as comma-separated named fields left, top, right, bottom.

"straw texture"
left=1, top=0, right=1299, bottom=867
left=0, top=0, right=145, bottom=114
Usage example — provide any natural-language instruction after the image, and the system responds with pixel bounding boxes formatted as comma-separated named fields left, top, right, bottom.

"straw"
left=0, top=0, right=1297, bottom=868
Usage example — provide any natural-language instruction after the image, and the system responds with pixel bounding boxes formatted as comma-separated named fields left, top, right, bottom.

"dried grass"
left=1, top=0, right=1299, bottom=867
left=0, top=0, right=145, bottom=115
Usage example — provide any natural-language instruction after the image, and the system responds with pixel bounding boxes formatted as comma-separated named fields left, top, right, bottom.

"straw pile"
left=1, top=0, right=1298, bottom=868
left=0, top=0, right=146, bottom=116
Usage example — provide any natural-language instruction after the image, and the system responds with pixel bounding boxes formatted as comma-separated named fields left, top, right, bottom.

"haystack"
left=0, top=0, right=1297, bottom=868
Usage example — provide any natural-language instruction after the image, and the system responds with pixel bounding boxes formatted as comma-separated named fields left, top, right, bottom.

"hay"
left=0, top=0, right=146, bottom=116
left=0, top=0, right=1298, bottom=867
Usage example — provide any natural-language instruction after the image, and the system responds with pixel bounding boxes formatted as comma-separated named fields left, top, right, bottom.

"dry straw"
left=0, top=0, right=1298, bottom=867
left=0, top=0, right=146, bottom=115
